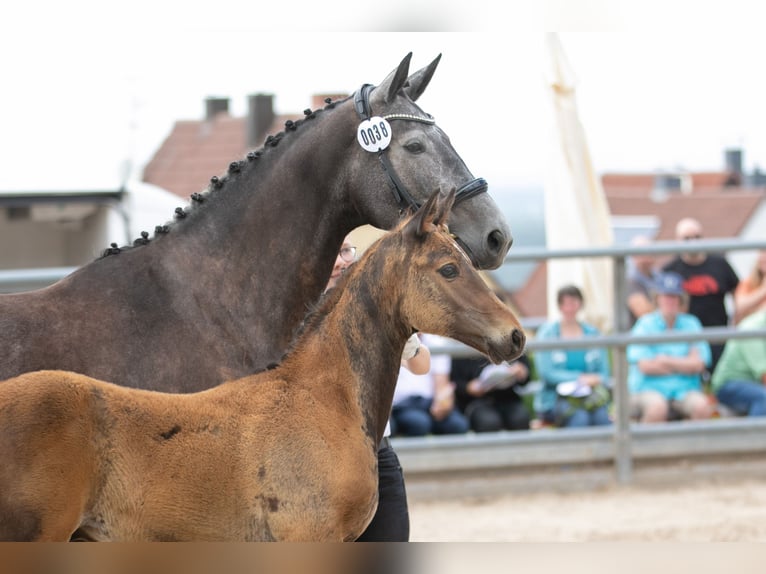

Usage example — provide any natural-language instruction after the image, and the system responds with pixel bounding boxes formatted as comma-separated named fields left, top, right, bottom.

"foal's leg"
left=0, top=461, right=91, bottom=541
left=0, top=374, right=99, bottom=541
left=0, top=492, right=83, bottom=541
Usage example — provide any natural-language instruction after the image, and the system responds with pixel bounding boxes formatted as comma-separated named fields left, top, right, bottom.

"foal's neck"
left=285, top=257, right=410, bottom=444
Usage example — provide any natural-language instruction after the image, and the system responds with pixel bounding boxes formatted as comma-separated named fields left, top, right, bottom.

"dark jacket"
left=451, top=354, right=531, bottom=413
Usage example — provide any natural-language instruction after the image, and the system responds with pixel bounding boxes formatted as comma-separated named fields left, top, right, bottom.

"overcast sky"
left=2, top=1, right=764, bottom=191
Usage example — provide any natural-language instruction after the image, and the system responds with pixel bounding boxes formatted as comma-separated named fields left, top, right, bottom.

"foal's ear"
left=415, top=189, right=456, bottom=237
left=404, top=54, right=441, bottom=102
left=376, top=53, right=412, bottom=106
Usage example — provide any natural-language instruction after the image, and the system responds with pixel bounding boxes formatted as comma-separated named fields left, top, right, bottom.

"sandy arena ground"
left=408, top=478, right=766, bottom=541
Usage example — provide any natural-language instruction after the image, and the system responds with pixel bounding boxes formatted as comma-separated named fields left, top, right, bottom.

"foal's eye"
left=438, top=264, right=458, bottom=279
left=404, top=141, right=424, bottom=154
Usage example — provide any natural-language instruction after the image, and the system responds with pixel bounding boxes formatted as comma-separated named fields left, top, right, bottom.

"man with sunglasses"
left=662, top=217, right=739, bottom=372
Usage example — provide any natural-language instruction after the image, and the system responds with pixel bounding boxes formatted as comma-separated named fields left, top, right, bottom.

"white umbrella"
left=543, top=32, right=614, bottom=332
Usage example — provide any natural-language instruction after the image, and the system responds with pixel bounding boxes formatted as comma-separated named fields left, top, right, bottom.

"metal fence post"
left=612, top=255, right=633, bottom=483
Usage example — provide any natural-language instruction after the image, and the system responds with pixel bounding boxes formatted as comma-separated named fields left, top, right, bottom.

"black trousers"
left=355, top=444, right=410, bottom=541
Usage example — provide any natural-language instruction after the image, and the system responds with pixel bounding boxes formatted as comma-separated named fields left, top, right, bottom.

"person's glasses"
left=682, top=234, right=702, bottom=241
left=339, top=246, right=357, bottom=262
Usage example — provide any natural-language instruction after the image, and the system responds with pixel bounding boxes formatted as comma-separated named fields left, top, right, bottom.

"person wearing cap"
left=627, top=271, right=714, bottom=422
left=710, top=309, right=766, bottom=417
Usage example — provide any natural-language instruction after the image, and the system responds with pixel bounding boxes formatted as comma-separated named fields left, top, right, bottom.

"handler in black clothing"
left=663, top=217, right=739, bottom=372
left=451, top=354, right=532, bottom=432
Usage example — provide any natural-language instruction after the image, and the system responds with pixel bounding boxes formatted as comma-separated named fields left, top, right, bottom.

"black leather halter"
left=353, top=84, right=488, bottom=213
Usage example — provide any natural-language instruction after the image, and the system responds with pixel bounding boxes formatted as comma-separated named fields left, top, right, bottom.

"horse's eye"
left=404, top=141, right=424, bottom=154
left=438, top=264, right=458, bottom=279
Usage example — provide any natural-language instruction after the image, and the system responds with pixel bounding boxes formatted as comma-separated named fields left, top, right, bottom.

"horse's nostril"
left=487, top=229, right=512, bottom=254
left=512, top=329, right=525, bottom=349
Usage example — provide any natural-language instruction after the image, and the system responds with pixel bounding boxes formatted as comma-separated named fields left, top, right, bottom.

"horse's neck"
left=286, top=262, right=409, bottom=444
left=155, top=110, right=361, bottom=367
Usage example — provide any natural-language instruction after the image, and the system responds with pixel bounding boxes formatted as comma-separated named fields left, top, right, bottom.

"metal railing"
left=425, top=236, right=766, bottom=483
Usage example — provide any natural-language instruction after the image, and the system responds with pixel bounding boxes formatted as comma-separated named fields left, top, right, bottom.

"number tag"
left=357, top=117, right=392, bottom=152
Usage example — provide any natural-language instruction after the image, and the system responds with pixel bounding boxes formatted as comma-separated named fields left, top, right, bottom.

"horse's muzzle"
left=487, top=328, right=526, bottom=364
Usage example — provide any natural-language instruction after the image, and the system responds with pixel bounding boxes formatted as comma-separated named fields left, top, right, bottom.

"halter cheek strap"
left=353, top=84, right=488, bottom=212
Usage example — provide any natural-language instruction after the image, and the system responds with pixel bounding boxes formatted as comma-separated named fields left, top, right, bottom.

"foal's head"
left=380, top=189, right=526, bottom=364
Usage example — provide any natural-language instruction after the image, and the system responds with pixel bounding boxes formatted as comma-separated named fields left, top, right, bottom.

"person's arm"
left=465, top=360, right=529, bottom=396
left=627, top=292, right=655, bottom=321
left=734, top=282, right=766, bottom=324
left=628, top=317, right=667, bottom=374
left=403, top=345, right=430, bottom=375
left=659, top=348, right=707, bottom=374
left=429, top=372, right=456, bottom=421
left=401, top=334, right=430, bottom=375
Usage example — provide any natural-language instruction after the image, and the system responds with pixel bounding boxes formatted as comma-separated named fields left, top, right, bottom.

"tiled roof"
left=142, top=116, right=247, bottom=199
left=608, top=189, right=763, bottom=240
left=602, top=171, right=737, bottom=196
left=142, top=93, right=346, bottom=200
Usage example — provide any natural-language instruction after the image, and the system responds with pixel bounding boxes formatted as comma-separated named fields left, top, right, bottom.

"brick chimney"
left=724, top=148, right=743, bottom=187
left=205, top=97, right=230, bottom=120
left=247, top=94, right=275, bottom=149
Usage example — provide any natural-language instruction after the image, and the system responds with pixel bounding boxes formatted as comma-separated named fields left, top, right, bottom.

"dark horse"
left=0, top=53, right=511, bottom=393
left=0, top=190, right=526, bottom=541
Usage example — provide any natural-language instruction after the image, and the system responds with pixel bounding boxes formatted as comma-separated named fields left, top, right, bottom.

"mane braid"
left=96, top=94, right=354, bottom=260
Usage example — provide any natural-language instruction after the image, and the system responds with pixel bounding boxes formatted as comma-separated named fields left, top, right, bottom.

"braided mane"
left=99, top=95, right=352, bottom=259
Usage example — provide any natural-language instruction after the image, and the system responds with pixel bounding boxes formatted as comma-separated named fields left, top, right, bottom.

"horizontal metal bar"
left=504, top=237, right=766, bottom=262
left=392, top=417, right=766, bottom=473
left=429, top=326, right=766, bottom=356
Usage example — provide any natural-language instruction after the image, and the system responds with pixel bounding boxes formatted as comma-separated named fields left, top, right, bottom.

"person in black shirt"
left=662, top=217, right=739, bottom=371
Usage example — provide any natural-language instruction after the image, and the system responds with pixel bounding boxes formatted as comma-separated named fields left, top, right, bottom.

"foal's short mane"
left=99, top=95, right=352, bottom=259
left=286, top=213, right=423, bottom=356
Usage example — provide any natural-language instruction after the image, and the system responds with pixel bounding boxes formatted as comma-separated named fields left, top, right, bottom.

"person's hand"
left=430, top=384, right=455, bottom=421
left=467, top=378, right=487, bottom=396
left=507, top=361, right=528, bottom=383
left=578, top=373, right=602, bottom=387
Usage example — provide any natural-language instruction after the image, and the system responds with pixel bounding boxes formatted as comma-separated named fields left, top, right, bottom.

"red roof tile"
left=607, top=190, right=763, bottom=240
left=142, top=95, right=343, bottom=200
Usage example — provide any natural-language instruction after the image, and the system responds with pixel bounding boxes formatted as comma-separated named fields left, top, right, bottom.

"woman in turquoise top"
left=535, top=285, right=612, bottom=428
left=627, top=271, right=713, bottom=422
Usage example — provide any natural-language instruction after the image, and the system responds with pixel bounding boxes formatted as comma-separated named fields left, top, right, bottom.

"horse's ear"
left=375, top=53, right=412, bottom=106
left=404, top=53, right=441, bottom=102
left=414, top=189, right=455, bottom=237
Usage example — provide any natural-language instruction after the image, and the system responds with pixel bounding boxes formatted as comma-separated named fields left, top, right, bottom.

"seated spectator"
left=451, top=354, right=532, bottom=432
left=710, top=309, right=766, bottom=417
left=626, top=234, right=660, bottom=328
left=390, top=334, right=469, bottom=437
left=734, top=249, right=766, bottom=325
left=627, top=271, right=713, bottom=422
left=535, top=285, right=612, bottom=428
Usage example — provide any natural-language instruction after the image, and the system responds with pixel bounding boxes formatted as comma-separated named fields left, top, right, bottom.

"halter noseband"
left=353, top=83, right=488, bottom=213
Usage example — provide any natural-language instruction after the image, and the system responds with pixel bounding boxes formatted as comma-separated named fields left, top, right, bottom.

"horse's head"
left=347, top=53, right=512, bottom=270
left=396, top=189, right=526, bottom=364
